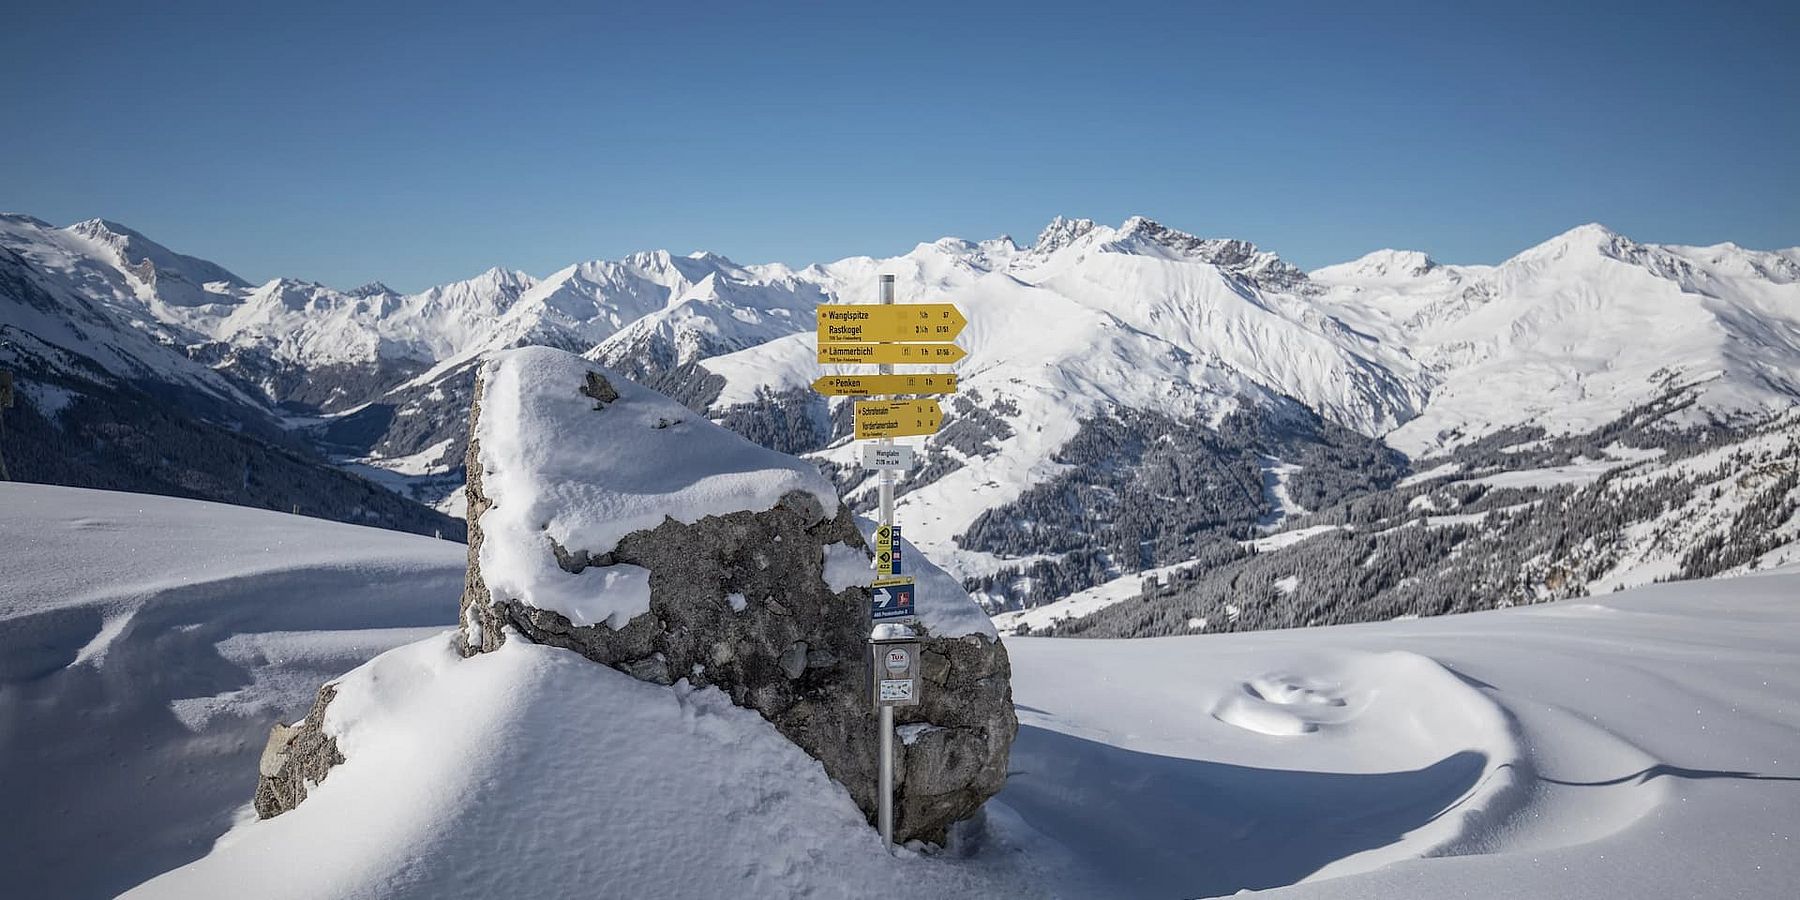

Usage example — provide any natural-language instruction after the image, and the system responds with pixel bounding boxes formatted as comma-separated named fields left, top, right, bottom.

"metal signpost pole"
left=876, top=273, right=896, bottom=851
left=818, top=276, right=957, bottom=854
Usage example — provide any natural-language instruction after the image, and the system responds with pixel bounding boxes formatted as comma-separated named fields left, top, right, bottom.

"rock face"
left=253, top=685, right=344, bottom=819
left=254, top=347, right=1016, bottom=846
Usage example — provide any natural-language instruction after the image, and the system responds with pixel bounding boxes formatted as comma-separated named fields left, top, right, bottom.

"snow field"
left=5, top=485, right=1798, bottom=900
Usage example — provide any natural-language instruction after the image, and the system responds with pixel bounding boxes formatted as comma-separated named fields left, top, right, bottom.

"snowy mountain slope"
left=1312, top=224, right=1800, bottom=456
left=4, top=484, right=1795, bottom=899
left=9, top=209, right=1800, bottom=606
left=0, top=483, right=464, bottom=900
left=692, top=218, right=1427, bottom=578
left=1051, top=411, right=1800, bottom=639
left=0, top=215, right=257, bottom=405
left=0, top=217, right=465, bottom=538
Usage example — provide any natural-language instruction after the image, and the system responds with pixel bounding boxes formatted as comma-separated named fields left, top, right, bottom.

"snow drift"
left=3, top=484, right=1797, bottom=898
left=260, top=347, right=1015, bottom=845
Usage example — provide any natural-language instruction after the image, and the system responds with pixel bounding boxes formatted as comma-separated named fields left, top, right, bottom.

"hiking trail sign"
left=852, top=399, right=943, bottom=440
left=811, top=373, right=957, bottom=397
left=825, top=275, right=964, bottom=853
left=816, top=303, right=967, bottom=343
left=817, top=342, right=967, bottom=365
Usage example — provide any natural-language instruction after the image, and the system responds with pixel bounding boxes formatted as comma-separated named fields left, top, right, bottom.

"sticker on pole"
left=870, top=576, right=916, bottom=622
left=862, top=443, right=915, bottom=471
left=874, top=524, right=903, bottom=577
left=878, top=679, right=916, bottom=702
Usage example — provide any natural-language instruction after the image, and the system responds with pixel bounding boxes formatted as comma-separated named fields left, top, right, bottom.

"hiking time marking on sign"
left=811, top=373, right=958, bottom=397
left=853, top=398, right=943, bottom=440
left=817, top=342, right=967, bottom=365
left=816, top=303, right=967, bottom=344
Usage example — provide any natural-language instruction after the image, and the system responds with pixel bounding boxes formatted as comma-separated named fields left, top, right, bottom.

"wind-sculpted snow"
left=4, top=485, right=1798, bottom=899
left=0, top=484, right=464, bottom=900
left=125, top=635, right=1046, bottom=900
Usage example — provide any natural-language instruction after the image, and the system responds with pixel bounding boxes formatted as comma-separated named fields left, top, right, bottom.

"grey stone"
left=254, top=360, right=1017, bottom=846
left=252, top=684, right=346, bottom=819
left=780, top=641, right=810, bottom=680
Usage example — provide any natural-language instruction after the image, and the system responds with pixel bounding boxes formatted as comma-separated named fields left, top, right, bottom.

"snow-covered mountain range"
left=4, top=211, right=1796, bottom=605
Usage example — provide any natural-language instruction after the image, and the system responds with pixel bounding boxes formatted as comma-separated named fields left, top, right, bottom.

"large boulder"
left=256, top=346, right=1015, bottom=845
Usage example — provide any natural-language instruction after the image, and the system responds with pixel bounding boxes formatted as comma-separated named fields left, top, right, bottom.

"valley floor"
left=2, top=484, right=1795, bottom=898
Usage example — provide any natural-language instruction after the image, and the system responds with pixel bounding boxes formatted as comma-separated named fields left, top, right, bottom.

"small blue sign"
left=870, top=580, right=916, bottom=622
left=890, top=526, right=903, bottom=575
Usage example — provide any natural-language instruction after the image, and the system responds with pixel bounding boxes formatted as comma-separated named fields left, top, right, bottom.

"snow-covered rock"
left=258, top=347, right=1015, bottom=843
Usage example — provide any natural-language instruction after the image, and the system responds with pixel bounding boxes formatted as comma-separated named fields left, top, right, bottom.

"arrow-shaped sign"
left=854, top=399, right=943, bottom=439
left=817, top=303, right=967, bottom=344
left=818, top=343, right=967, bottom=365
left=811, top=373, right=958, bottom=397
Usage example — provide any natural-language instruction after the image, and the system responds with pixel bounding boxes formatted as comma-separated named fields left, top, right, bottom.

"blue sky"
left=3, top=0, right=1796, bottom=292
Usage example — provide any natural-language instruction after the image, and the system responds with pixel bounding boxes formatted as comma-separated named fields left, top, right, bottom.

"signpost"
left=811, top=373, right=957, bottom=397
left=851, top=399, right=943, bottom=440
left=816, top=303, right=967, bottom=343
left=861, top=444, right=915, bottom=471
left=817, top=342, right=967, bottom=365
left=869, top=576, right=915, bottom=621
left=816, top=273, right=965, bottom=853
left=874, top=524, right=902, bottom=577
left=868, top=636, right=921, bottom=708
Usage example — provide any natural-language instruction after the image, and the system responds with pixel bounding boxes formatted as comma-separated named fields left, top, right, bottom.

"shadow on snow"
left=997, top=724, right=1487, bottom=899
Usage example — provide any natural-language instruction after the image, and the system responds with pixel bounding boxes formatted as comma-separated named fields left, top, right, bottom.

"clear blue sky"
left=4, top=0, right=1796, bottom=292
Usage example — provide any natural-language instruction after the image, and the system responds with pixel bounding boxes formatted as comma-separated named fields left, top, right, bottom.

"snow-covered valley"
left=3, top=483, right=1795, bottom=899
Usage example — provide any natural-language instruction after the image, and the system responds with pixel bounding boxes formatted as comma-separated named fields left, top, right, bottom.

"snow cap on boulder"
left=444, top=346, right=1014, bottom=844
left=470, top=345, right=840, bottom=630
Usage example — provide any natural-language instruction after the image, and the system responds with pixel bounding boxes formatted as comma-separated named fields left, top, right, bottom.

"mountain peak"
left=1516, top=222, right=1632, bottom=263
left=0, top=212, right=54, bottom=229
left=66, top=217, right=142, bottom=240
left=1322, top=249, right=1440, bottom=281
left=350, top=281, right=397, bottom=298
left=60, top=217, right=250, bottom=292
left=1032, top=216, right=1100, bottom=255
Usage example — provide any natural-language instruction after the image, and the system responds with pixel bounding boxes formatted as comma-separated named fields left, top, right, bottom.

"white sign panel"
left=884, top=647, right=911, bottom=674
left=861, top=443, right=916, bottom=471
left=879, top=679, right=916, bottom=702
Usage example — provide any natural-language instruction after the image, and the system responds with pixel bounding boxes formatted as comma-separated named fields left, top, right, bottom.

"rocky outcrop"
left=252, top=347, right=1015, bottom=846
left=252, top=684, right=344, bottom=819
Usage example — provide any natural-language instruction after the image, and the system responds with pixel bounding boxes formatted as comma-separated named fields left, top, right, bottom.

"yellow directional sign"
left=854, top=399, right=943, bottom=439
left=818, top=342, right=967, bottom=365
left=817, top=303, right=967, bottom=343
left=811, top=373, right=958, bottom=397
